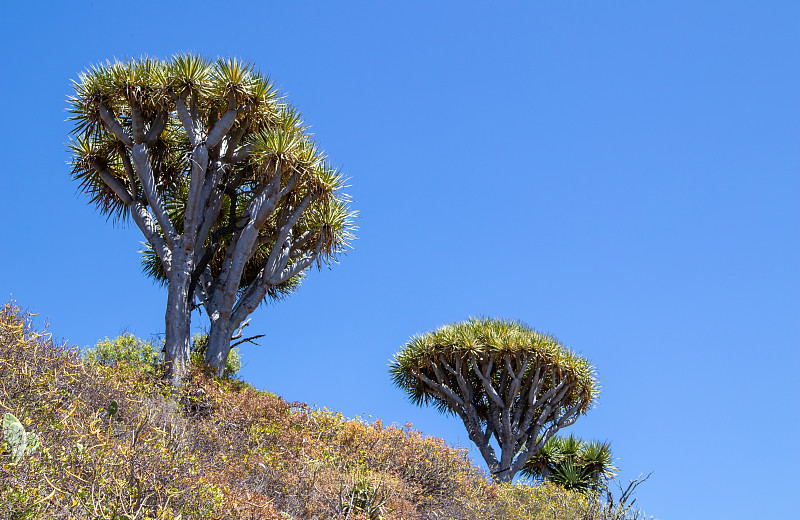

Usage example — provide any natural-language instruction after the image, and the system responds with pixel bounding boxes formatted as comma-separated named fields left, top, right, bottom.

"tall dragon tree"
left=390, top=318, right=599, bottom=483
left=68, top=56, right=355, bottom=383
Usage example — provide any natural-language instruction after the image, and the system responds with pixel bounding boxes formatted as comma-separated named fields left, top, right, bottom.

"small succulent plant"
left=2, top=412, right=40, bottom=463
left=107, top=400, right=118, bottom=419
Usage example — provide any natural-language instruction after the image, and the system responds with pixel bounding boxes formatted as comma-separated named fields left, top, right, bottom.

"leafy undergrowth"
left=0, top=303, right=649, bottom=520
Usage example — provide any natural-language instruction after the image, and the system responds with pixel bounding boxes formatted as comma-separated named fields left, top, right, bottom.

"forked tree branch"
left=288, top=230, right=315, bottom=257
left=510, top=396, right=586, bottom=476
left=268, top=236, right=323, bottom=285
left=90, top=160, right=171, bottom=271
left=414, top=370, right=465, bottom=409
left=230, top=143, right=254, bottom=162
left=230, top=229, right=323, bottom=326
left=262, top=191, right=314, bottom=278
left=207, top=107, right=238, bottom=149
left=217, top=167, right=286, bottom=289
left=98, top=104, right=133, bottom=147
left=230, top=334, right=265, bottom=349
left=175, top=91, right=198, bottom=146
left=93, top=161, right=132, bottom=204
left=119, top=148, right=138, bottom=201
left=513, top=365, right=542, bottom=427
left=254, top=173, right=298, bottom=228
left=417, top=362, right=498, bottom=469
left=130, top=144, right=178, bottom=248
left=183, top=144, right=210, bottom=247
left=144, top=110, right=167, bottom=144
left=194, top=162, right=232, bottom=250
left=471, top=355, right=505, bottom=408
left=224, top=121, right=251, bottom=161
left=414, top=351, right=587, bottom=482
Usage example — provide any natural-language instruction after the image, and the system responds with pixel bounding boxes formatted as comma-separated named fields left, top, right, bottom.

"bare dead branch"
left=230, top=334, right=266, bottom=349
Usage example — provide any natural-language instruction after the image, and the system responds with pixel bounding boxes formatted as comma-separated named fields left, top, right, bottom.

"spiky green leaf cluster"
left=521, top=434, right=617, bottom=495
left=389, top=317, right=599, bottom=418
left=68, top=56, right=280, bottom=137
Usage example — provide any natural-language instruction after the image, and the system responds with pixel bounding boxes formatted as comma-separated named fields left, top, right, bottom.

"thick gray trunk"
left=494, top=468, right=516, bottom=484
left=204, top=310, right=233, bottom=377
left=497, top=441, right=516, bottom=481
left=467, top=428, right=503, bottom=481
left=163, top=253, right=192, bottom=386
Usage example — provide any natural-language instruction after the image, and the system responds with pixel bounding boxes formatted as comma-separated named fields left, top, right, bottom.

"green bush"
left=85, top=333, right=160, bottom=375
left=85, top=332, right=241, bottom=379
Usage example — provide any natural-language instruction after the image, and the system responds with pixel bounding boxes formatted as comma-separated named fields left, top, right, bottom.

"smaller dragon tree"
left=390, top=318, right=599, bottom=483
left=522, top=434, right=617, bottom=495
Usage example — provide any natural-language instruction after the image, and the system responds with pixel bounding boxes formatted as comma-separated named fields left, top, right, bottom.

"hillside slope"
left=0, top=303, right=645, bottom=520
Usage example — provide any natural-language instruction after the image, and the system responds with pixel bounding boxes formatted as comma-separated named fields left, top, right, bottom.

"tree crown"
left=67, top=55, right=355, bottom=264
left=390, top=317, right=599, bottom=417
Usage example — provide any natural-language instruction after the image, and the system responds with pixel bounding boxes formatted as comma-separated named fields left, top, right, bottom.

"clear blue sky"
left=2, top=2, right=797, bottom=517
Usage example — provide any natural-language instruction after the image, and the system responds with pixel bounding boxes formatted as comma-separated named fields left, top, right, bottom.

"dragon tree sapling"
left=521, top=434, right=617, bottom=495
left=390, top=318, right=599, bottom=483
left=68, top=56, right=355, bottom=383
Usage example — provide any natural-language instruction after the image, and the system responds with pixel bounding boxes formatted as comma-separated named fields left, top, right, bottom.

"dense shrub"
left=85, top=333, right=161, bottom=374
